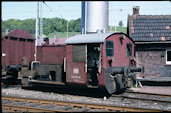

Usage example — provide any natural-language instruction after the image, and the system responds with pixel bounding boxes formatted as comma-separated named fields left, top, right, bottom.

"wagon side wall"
left=37, top=45, right=66, bottom=65
left=1, top=36, right=35, bottom=71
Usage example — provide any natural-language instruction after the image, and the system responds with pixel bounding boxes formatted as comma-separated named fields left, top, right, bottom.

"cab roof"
left=65, top=32, right=126, bottom=44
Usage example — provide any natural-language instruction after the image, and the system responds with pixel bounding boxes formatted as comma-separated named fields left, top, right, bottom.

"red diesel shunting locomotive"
left=21, top=32, right=143, bottom=94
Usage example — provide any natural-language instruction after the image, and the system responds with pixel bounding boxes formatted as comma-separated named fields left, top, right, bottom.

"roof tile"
left=128, top=15, right=171, bottom=42
left=5, top=29, right=34, bottom=40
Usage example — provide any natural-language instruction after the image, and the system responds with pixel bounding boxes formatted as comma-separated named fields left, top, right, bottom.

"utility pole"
left=84, top=1, right=87, bottom=34
left=67, top=22, right=68, bottom=38
left=35, top=2, right=39, bottom=61
left=40, top=2, right=43, bottom=38
left=5, top=29, right=9, bottom=35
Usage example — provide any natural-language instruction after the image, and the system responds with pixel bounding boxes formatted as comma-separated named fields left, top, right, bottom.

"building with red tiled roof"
left=4, top=29, right=35, bottom=40
left=128, top=6, right=171, bottom=80
left=37, top=35, right=67, bottom=46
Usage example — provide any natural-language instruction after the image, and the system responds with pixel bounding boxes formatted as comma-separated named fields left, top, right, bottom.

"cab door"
left=87, top=43, right=101, bottom=87
left=66, top=44, right=87, bottom=85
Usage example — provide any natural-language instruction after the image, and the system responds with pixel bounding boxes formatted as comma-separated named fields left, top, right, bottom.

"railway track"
left=126, top=91, right=171, bottom=100
left=2, top=96, right=168, bottom=112
left=1, top=83, right=22, bottom=88
left=126, top=90, right=171, bottom=97
left=112, top=92, right=171, bottom=103
left=110, top=91, right=171, bottom=111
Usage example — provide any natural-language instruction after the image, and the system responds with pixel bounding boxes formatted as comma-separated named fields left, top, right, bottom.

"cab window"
left=126, top=43, right=132, bottom=57
left=106, top=41, right=114, bottom=57
left=72, top=45, right=86, bottom=62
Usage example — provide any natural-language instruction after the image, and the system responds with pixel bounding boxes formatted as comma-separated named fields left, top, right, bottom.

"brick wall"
left=135, top=44, right=171, bottom=78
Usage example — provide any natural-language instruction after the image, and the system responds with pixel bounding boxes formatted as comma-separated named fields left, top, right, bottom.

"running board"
left=87, top=85, right=98, bottom=88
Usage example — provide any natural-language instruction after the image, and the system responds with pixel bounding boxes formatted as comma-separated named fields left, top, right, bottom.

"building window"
left=106, top=41, right=114, bottom=57
left=166, top=50, right=171, bottom=65
left=19, top=38, right=26, bottom=41
left=10, top=37, right=17, bottom=40
left=27, top=39, right=33, bottom=42
left=72, top=45, right=86, bottom=62
left=126, top=43, right=132, bottom=57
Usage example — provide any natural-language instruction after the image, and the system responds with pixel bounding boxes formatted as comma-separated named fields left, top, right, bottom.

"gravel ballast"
left=2, top=86, right=171, bottom=111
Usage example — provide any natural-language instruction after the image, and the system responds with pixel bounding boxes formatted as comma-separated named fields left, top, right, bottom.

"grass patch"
left=46, top=27, right=127, bottom=38
left=47, top=27, right=126, bottom=38
left=109, top=26, right=127, bottom=34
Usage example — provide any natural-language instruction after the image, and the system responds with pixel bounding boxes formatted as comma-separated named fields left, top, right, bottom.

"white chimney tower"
left=81, top=1, right=109, bottom=34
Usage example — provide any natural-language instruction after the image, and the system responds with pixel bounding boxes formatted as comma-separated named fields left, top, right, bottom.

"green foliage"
left=68, top=18, right=81, bottom=32
left=1, top=17, right=81, bottom=37
left=2, top=17, right=126, bottom=38
left=2, top=19, right=35, bottom=37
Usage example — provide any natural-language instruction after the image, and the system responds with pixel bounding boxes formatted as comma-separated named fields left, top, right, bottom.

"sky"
left=2, top=1, right=171, bottom=27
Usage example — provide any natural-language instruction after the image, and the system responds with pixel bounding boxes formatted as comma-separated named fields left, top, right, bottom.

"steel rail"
left=112, top=92, right=171, bottom=104
left=126, top=90, right=171, bottom=97
left=2, top=104, right=61, bottom=112
left=2, top=96, right=169, bottom=112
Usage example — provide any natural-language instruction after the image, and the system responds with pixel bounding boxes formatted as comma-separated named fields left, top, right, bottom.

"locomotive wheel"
left=22, top=77, right=29, bottom=86
left=112, top=78, right=117, bottom=93
left=127, top=77, right=133, bottom=88
left=127, top=73, right=136, bottom=87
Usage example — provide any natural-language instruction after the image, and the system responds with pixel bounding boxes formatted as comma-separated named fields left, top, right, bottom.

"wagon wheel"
left=6, top=70, right=18, bottom=85
left=1, top=81, right=5, bottom=86
left=6, top=75, right=18, bottom=85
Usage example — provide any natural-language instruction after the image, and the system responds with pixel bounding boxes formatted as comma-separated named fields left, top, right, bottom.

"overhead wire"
left=42, top=1, right=64, bottom=19
left=42, top=1, right=52, bottom=12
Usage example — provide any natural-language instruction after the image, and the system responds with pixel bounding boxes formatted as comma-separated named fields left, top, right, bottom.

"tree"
left=119, top=20, right=123, bottom=27
left=2, top=17, right=81, bottom=37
